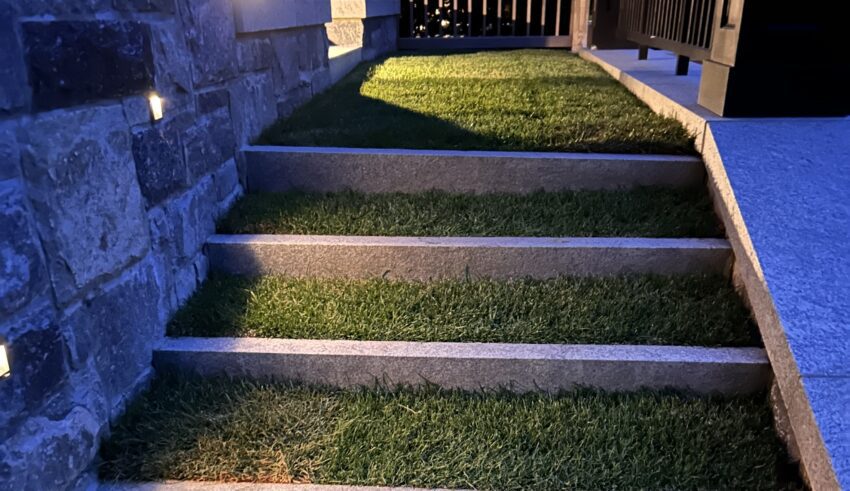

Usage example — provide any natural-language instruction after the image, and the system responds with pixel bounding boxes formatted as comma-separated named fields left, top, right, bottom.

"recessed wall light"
left=0, top=343, right=9, bottom=379
left=148, top=93, right=164, bottom=121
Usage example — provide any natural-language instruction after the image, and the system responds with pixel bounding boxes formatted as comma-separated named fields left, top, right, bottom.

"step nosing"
left=158, top=337, right=768, bottom=365
left=241, top=144, right=703, bottom=162
left=207, top=234, right=732, bottom=250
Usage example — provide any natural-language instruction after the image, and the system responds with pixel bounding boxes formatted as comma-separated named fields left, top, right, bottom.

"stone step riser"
left=206, top=235, right=732, bottom=279
left=244, top=146, right=705, bottom=194
left=154, top=337, right=770, bottom=395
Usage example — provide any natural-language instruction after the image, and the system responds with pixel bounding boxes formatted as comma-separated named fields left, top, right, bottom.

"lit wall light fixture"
left=0, top=341, right=9, bottom=379
left=148, top=93, right=164, bottom=121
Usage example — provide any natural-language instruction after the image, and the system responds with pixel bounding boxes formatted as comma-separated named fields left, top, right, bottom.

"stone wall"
left=0, top=0, right=331, bottom=489
left=327, top=0, right=399, bottom=60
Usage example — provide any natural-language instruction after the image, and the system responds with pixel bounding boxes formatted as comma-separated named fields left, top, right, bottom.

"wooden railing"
left=618, top=0, right=715, bottom=74
left=399, top=0, right=572, bottom=49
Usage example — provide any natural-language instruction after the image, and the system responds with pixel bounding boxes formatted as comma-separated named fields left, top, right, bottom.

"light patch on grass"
left=100, top=376, right=784, bottom=489
left=257, top=50, right=694, bottom=154
left=218, top=189, right=722, bottom=238
left=168, top=274, right=758, bottom=347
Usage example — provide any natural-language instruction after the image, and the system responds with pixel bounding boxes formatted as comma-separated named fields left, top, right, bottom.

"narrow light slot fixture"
left=148, top=93, right=164, bottom=121
left=0, top=342, right=9, bottom=379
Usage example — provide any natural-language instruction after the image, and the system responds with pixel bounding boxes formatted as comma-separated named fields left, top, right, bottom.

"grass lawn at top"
left=257, top=50, right=694, bottom=154
left=168, top=274, right=758, bottom=347
left=100, top=376, right=784, bottom=489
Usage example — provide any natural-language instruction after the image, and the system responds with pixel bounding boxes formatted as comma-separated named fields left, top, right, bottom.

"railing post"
left=675, top=54, right=689, bottom=75
left=570, top=0, right=591, bottom=51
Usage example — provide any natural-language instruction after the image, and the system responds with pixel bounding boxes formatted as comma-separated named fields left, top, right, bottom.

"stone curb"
left=206, top=235, right=732, bottom=279
left=100, top=482, right=449, bottom=490
left=243, top=145, right=705, bottom=193
left=154, top=337, right=770, bottom=395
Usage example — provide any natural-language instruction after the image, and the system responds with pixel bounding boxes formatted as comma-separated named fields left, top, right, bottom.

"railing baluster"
left=453, top=0, right=459, bottom=36
left=482, top=0, right=488, bottom=36
left=555, top=0, right=562, bottom=36
left=512, top=0, right=517, bottom=35
left=468, top=0, right=473, bottom=36
left=423, top=0, right=429, bottom=37
left=526, top=0, right=532, bottom=35
left=438, top=0, right=444, bottom=36
left=495, top=0, right=500, bottom=36
left=541, top=0, right=547, bottom=35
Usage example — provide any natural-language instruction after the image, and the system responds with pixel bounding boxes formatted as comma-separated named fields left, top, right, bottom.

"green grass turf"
left=217, top=189, right=722, bottom=238
left=168, top=274, right=758, bottom=347
left=99, top=376, right=784, bottom=489
left=257, top=50, right=694, bottom=154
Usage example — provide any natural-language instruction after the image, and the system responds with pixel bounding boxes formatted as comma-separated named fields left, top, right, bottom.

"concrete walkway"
left=581, top=48, right=850, bottom=490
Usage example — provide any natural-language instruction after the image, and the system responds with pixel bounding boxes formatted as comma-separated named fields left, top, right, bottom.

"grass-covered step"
left=168, top=274, right=758, bottom=347
left=217, top=190, right=722, bottom=238
left=256, top=50, right=694, bottom=155
left=100, top=376, right=786, bottom=489
left=244, top=147, right=706, bottom=194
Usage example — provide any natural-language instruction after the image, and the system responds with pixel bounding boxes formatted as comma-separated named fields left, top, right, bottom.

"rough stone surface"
left=0, top=3, right=29, bottom=113
left=331, top=0, right=400, bottom=19
left=112, top=0, right=176, bottom=13
left=229, top=72, right=277, bottom=145
left=327, top=19, right=364, bottom=47
left=0, top=183, right=48, bottom=317
left=23, top=21, right=155, bottom=111
left=178, top=0, right=238, bottom=88
left=0, top=122, right=21, bottom=181
left=233, top=0, right=331, bottom=34
left=245, top=146, right=705, bottom=193
left=362, top=15, right=397, bottom=60
left=183, top=104, right=236, bottom=180
left=236, top=37, right=276, bottom=73
left=61, top=262, right=160, bottom=409
left=155, top=337, right=770, bottom=395
left=0, top=305, right=66, bottom=440
left=207, top=235, right=732, bottom=280
left=131, top=116, right=189, bottom=207
left=20, top=105, right=149, bottom=304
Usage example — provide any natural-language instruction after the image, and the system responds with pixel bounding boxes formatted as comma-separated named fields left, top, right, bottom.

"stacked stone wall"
left=0, top=0, right=330, bottom=489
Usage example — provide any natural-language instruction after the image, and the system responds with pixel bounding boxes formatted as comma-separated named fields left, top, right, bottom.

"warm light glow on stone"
left=149, top=93, right=164, bottom=121
left=0, top=344, right=9, bottom=379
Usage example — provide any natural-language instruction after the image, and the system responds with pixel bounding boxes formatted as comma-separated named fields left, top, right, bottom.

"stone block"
left=16, top=0, right=111, bottom=15
left=0, top=3, right=29, bottom=114
left=215, top=158, right=240, bottom=202
left=183, top=106, right=236, bottom=181
left=327, top=19, right=364, bottom=47
left=61, top=262, right=160, bottom=410
left=179, top=0, right=238, bottom=88
left=23, top=21, right=155, bottom=111
left=331, top=0, right=400, bottom=18
left=112, top=0, right=176, bottom=13
left=234, top=0, right=331, bottom=34
left=0, top=183, right=49, bottom=317
left=0, top=304, right=67, bottom=441
left=236, top=37, right=276, bottom=73
left=228, top=71, right=276, bottom=144
left=131, top=116, right=189, bottom=207
left=122, top=95, right=153, bottom=128
left=196, top=88, right=230, bottom=115
left=149, top=20, right=194, bottom=110
left=0, top=121, right=21, bottom=182
left=0, top=407, right=100, bottom=491
left=20, top=105, right=149, bottom=304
